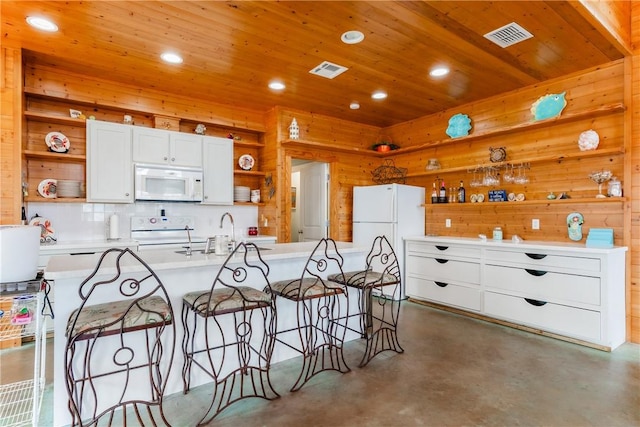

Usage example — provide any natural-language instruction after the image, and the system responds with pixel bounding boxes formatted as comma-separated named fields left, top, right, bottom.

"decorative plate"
left=238, top=154, right=255, bottom=171
left=29, top=215, right=56, bottom=243
left=507, top=192, right=516, bottom=202
left=45, top=132, right=70, bottom=153
left=445, top=113, right=472, bottom=138
left=470, top=194, right=478, bottom=203
left=489, top=147, right=506, bottom=163
left=516, top=193, right=526, bottom=201
left=476, top=193, right=485, bottom=202
left=578, top=129, right=599, bottom=151
left=37, top=179, right=57, bottom=198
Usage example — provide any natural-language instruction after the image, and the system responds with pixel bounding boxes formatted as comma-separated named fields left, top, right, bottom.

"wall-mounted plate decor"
left=238, top=154, right=255, bottom=170
left=445, top=113, right=472, bottom=138
left=37, top=179, right=57, bottom=198
left=530, top=92, right=567, bottom=121
left=45, top=132, right=70, bottom=153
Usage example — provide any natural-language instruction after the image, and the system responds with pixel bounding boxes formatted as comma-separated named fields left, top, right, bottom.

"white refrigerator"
left=352, top=183, right=425, bottom=299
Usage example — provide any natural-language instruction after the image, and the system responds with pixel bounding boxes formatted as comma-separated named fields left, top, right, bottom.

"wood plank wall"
left=386, top=60, right=626, bottom=241
left=0, top=47, right=23, bottom=225
left=8, top=52, right=638, bottom=344
left=629, top=3, right=640, bottom=344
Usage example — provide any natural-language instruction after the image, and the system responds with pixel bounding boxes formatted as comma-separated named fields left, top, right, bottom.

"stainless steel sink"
left=175, top=247, right=272, bottom=255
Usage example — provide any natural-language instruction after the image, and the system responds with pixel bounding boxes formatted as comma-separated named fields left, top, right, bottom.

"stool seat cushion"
left=67, top=295, right=172, bottom=339
left=184, top=286, right=272, bottom=316
left=328, top=270, right=399, bottom=288
left=270, top=277, right=345, bottom=301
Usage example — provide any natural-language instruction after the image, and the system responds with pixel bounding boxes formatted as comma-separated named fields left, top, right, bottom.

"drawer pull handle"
left=525, top=253, right=547, bottom=260
left=525, top=269, right=547, bottom=277
left=435, top=258, right=449, bottom=264
left=435, top=245, right=449, bottom=251
left=525, top=298, right=547, bottom=307
left=434, top=281, right=448, bottom=288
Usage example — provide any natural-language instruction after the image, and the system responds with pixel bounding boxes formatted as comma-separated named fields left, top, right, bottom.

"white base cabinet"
left=405, top=237, right=627, bottom=350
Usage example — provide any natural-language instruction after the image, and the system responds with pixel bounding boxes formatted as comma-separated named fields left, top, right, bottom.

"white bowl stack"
left=233, top=186, right=251, bottom=202
left=56, top=180, right=82, bottom=198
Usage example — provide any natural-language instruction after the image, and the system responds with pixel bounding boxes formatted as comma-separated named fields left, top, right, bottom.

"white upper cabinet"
left=132, top=127, right=202, bottom=167
left=86, top=120, right=133, bottom=203
left=202, top=136, right=233, bottom=205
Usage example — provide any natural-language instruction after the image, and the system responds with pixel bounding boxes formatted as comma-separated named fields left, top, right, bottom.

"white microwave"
left=134, top=164, right=203, bottom=202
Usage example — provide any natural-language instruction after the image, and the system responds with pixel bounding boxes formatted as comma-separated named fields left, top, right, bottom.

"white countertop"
left=404, top=235, right=627, bottom=254
left=39, top=239, right=139, bottom=254
left=45, top=241, right=367, bottom=280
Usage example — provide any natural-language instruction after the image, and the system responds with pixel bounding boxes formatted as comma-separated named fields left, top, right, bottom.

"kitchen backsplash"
left=26, top=202, right=260, bottom=242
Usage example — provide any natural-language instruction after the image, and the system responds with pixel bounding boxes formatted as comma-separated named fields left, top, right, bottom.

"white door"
left=132, top=127, right=170, bottom=164
left=202, top=136, right=233, bottom=205
left=170, top=132, right=202, bottom=167
left=353, top=184, right=396, bottom=223
left=87, top=120, right=133, bottom=203
left=300, top=162, right=328, bottom=242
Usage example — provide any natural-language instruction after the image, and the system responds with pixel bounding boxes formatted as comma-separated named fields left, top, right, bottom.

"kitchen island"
left=45, top=241, right=368, bottom=427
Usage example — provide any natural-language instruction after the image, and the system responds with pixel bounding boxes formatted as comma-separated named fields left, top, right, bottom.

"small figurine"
left=567, top=212, right=584, bottom=241
left=195, top=124, right=206, bottom=135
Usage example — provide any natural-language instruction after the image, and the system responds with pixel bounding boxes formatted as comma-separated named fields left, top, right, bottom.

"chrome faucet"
left=184, top=225, right=192, bottom=256
left=220, top=212, right=235, bottom=251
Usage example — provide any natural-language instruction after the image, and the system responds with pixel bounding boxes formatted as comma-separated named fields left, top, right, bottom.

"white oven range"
left=131, top=216, right=207, bottom=251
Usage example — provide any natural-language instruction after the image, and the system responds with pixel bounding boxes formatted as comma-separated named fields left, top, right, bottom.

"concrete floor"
left=3, top=301, right=639, bottom=426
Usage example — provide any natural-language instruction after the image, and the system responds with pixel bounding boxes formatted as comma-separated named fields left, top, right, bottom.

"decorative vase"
left=289, top=118, right=299, bottom=140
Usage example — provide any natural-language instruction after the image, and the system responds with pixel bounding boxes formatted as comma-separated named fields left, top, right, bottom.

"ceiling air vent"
left=309, top=61, right=348, bottom=79
left=484, top=22, right=533, bottom=48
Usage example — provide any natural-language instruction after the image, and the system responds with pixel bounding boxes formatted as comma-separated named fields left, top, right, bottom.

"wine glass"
left=588, top=170, right=612, bottom=198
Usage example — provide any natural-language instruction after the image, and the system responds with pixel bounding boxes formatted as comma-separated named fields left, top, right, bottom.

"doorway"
left=291, top=160, right=329, bottom=242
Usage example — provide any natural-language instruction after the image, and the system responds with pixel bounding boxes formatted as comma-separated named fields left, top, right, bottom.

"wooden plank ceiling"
left=2, top=1, right=625, bottom=127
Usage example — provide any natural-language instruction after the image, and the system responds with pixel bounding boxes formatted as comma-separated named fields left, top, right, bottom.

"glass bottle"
left=458, top=180, right=466, bottom=203
left=431, top=182, right=438, bottom=204
left=439, top=180, right=447, bottom=203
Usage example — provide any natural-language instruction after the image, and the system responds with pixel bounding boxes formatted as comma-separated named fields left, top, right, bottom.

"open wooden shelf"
left=24, top=111, right=88, bottom=127
left=282, top=138, right=379, bottom=155
left=24, top=196, right=86, bottom=203
left=23, top=150, right=86, bottom=163
left=394, top=102, right=626, bottom=156
left=280, top=103, right=625, bottom=158
left=234, top=140, right=264, bottom=148
left=423, top=197, right=626, bottom=207
left=406, top=147, right=625, bottom=178
left=234, top=169, right=266, bottom=176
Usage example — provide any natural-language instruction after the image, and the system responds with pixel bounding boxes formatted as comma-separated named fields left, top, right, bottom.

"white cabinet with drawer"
left=404, top=237, right=627, bottom=350
left=405, top=240, right=481, bottom=312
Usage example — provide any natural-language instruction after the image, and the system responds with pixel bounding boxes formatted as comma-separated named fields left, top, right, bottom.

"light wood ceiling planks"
left=2, top=1, right=626, bottom=127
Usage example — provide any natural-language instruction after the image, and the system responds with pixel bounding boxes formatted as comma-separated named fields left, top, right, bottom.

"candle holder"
left=588, top=170, right=612, bottom=198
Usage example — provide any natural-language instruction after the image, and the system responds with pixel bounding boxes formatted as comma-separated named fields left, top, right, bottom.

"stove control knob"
left=150, top=218, right=157, bottom=224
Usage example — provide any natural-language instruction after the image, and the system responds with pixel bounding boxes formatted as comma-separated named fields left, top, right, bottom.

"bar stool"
left=181, top=242, right=279, bottom=425
left=64, top=248, right=175, bottom=426
left=328, top=235, right=403, bottom=367
left=266, top=238, right=350, bottom=392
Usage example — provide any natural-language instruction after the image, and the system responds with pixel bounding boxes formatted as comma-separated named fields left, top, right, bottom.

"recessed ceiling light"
left=26, top=16, right=58, bottom=32
left=268, top=81, right=286, bottom=90
left=341, top=30, right=365, bottom=44
left=161, top=52, right=183, bottom=64
left=430, top=67, right=450, bottom=77
left=349, top=102, right=360, bottom=110
left=371, top=91, right=387, bottom=100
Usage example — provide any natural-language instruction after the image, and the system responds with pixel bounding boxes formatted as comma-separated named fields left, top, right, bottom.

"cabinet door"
left=170, top=133, right=202, bottom=167
left=132, top=127, right=170, bottom=164
left=202, top=136, right=233, bottom=205
left=87, top=121, right=133, bottom=203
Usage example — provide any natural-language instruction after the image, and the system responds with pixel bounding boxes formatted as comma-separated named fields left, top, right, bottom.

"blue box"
left=488, top=189, right=507, bottom=202
left=586, top=228, right=614, bottom=248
